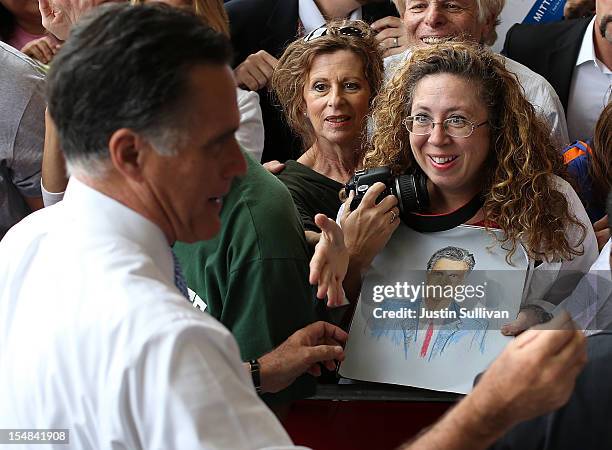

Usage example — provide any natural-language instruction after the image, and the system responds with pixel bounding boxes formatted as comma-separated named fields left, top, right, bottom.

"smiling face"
left=302, top=49, right=372, bottom=150
left=402, top=0, right=493, bottom=46
left=142, top=64, right=246, bottom=243
left=409, top=73, right=490, bottom=199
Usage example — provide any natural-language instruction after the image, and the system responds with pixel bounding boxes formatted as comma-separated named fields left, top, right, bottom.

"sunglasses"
left=303, top=25, right=366, bottom=42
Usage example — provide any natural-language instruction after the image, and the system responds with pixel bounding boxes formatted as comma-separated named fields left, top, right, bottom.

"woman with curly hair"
left=354, top=41, right=598, bottom=334
left=272, top=20, right=397, bottom=249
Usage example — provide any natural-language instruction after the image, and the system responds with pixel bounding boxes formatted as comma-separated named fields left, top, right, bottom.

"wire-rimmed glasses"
left=404, top=115, right=488, bottom=138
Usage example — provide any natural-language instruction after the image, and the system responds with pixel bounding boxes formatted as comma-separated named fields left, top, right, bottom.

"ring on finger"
left=393, top=37, right=399, bottom=48
left=390, top=210, right=397, bottom=223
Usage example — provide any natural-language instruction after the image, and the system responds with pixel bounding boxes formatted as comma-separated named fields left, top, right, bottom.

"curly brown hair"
left=365, top=41, right=586, bottom=262
left=271, top=19, right=384, bottom=152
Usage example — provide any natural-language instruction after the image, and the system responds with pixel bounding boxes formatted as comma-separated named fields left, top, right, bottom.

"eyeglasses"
left=304, top=24, right=366, bottom=42
left=404, top=116, right=488, bottom=138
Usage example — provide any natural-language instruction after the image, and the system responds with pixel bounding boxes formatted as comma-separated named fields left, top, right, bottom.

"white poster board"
left=339, top=225, right=528, bottom=394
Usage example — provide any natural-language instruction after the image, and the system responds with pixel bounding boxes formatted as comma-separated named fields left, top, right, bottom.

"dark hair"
left=0, top=3, right=15, bottom=42
left=426, top=246, right=476, bottom=273
left=47, top=3, right=232, bottom=171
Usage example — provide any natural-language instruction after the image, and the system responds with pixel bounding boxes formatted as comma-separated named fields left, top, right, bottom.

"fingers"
left=304, top=344, right=345, bottom=368
left=235, top=62, right=269, bottom=91
left=38, top=0, right=53, bottom=19
left=370, top=15, right=402, bottom=32
left=340, top=191, right=354, bottom=226
left=262, top=160, right=285, bottom=174
left=234, top=51, right=277, bottom=91
left=593, top=214, right=608, bottom=232
left=301, top=321, right=349, bottom=346
left=359, top=182, right=388, bottom=208
left=25, top=39, right=55, bottom=64
left=259, top=50, right=279, bottom=68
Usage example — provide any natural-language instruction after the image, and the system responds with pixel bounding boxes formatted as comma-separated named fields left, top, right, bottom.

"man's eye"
left=446, top=3, right=463, bottom=10
left=409, top=3, right=427, bottom=10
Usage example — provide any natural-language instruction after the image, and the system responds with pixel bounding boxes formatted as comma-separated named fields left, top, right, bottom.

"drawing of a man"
left=368, top=246, right=488, bottom=360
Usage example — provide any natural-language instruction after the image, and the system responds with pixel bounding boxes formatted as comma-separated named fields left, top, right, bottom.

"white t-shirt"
left=0, top=178, right=306, bottom=449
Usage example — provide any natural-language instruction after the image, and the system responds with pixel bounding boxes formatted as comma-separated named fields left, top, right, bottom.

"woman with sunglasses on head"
left=273, top=21, right=399, bottom=269
left=350, top=41, right=598, bottom=334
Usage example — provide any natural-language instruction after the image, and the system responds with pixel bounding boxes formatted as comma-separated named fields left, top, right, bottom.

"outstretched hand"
left=309, top=214, right=349, bottom=307
left=258, top=321, right=348, bottom=393
left=39, top=0, right=106, bottom=40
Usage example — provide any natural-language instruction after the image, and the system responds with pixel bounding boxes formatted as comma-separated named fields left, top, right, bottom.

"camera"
left=344, top=166, right=429, bottom=213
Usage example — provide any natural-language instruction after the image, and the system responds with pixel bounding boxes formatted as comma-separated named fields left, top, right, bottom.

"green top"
left=174, top=153, right=329, bottom=405
left=276, top=160, right=344, bottom=233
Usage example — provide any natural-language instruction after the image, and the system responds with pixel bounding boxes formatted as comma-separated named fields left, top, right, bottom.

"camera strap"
left=401, top=193, right=484, bottom=232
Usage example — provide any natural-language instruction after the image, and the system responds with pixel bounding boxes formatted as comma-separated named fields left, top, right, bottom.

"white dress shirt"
left=236, top=88, right=265, bottom=162
left=385, top=50, right=571, bottom=147
left=0, top=178, right=305, bottom=449
left=298, top=0, right=362, bottom=35
left=566, top=17, right=612, bottom=142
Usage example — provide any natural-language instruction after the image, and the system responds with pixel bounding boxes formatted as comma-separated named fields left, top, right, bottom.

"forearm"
left=343, top=257, right=366, bottom=303
left=41, top=109, right=69, bottom=194
left=400, top=393, right=509, bottom=450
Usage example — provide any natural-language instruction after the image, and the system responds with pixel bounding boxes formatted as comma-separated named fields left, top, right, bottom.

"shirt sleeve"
left=126, top=322, right=309, bottom=450
left=236, top=88, right=265, bottom=163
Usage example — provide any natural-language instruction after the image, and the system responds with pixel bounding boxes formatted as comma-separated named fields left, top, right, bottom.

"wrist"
left=248, top=359, right=263, bottom=394
left=463, top=380, right=515, bottom=441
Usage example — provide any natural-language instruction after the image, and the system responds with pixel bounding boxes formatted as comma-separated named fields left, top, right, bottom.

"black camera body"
left=344, top=166, right=429, bottom=213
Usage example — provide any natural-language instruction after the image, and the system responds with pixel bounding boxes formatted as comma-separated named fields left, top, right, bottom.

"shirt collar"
left=298, top=0, right=362, bottom=35
left=574, top=16, right=612, bottom=74
left=63, top=177, right=174, bottom=280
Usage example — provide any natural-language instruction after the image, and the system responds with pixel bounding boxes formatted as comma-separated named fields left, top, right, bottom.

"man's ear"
left=481, top=13, right=497, bottom=45
left=108, top=128, right=149, bottom=182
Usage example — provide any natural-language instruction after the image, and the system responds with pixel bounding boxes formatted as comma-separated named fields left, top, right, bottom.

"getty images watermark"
left=369, top=281, right=511, bottom=321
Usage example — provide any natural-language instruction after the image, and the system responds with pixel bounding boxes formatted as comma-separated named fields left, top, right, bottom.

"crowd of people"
left=0, top=0, right=610, bottom=449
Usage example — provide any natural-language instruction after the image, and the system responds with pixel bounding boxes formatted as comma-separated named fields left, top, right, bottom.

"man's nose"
left=424, top=4, right=447, bottom=28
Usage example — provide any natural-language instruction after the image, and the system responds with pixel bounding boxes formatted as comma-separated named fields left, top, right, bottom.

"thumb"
left=38, top=0, right=52, bottom=18
left=340, top=191, right=354, bottom=226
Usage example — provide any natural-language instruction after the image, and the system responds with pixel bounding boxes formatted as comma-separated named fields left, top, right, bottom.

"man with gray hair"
left=385, top=0, right=570, bottom=147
